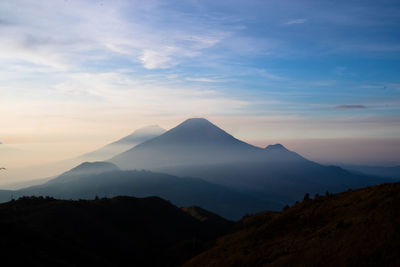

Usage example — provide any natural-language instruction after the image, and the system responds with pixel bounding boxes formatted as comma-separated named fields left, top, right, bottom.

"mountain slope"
left=110, top=118, right=387, bottom=202
left=47, top=161, right=119, bottom=183
left=185, top=182, right=400, bottom=267
left=0, top=195, right=229, bottom=266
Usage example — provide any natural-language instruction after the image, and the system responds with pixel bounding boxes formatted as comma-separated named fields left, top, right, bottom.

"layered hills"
left=0, top=162, right=277, bottom=219
left=0, top=118, right=390, bottom=219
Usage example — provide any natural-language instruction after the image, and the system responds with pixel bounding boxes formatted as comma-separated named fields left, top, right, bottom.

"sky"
left=1, top=0, right=400, bottom=171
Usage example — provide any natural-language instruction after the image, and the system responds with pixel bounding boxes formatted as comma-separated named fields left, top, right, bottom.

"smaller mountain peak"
left=113, top=125, right=166, bottom=145
left=130, top=125, right=165, bottom=135
left=140, top=125, right=164, bottom=130
left=265, top=144, right=288, bottom=150
left=131, top=124, right=165, bottom=135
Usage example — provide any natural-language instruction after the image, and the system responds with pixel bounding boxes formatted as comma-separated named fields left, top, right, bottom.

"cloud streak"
left=185, top=77, right=219, bottom=83
left=284, top=18, right=307, bottom=25
left=335, top=105, right=367, bottom=109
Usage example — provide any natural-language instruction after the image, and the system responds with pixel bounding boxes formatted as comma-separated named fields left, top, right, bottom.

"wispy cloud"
left=0, top=0, right=233, bottom=70
left=185, top=77, right=219, bottom=83
left=140, top=49, right=177, bottom=69
left=51, top=70, right=250, bottom=116
left=335, top=105, right=367, bottom=109
left=284, top=18, right=307, bottom=25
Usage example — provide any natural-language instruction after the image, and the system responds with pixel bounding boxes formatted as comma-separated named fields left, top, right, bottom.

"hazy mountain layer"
left=0, top=162, right=281, bottom=219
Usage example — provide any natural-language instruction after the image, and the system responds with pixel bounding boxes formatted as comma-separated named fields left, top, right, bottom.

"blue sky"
left=0, top=0, right=400, bottom=165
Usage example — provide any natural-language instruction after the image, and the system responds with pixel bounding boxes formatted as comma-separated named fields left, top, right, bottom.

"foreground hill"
left=0, top=196, right=230, bottom=266
left=110, top=118, right=388, bottom=201
left=0, top=162, right=279, bottom=220
left=184, top=182, right=400, bottom=267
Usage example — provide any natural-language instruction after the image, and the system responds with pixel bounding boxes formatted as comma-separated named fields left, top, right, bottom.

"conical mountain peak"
left=110, top=118, right=261, bottom=169
left=164, top=118, right=235, bottom=143
left=179, top=118, right=214, bottom=126
left=173, top=118, right=221, bottom=132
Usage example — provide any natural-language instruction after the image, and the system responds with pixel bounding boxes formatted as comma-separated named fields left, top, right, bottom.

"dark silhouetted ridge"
left=0, top=195, right=227, bottom=266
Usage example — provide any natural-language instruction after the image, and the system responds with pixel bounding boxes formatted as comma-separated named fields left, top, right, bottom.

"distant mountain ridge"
left=110, top=118, right=388, bottom=202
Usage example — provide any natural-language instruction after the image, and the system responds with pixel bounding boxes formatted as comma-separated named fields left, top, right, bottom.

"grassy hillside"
left=185, top=182, right=400, bottom=267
